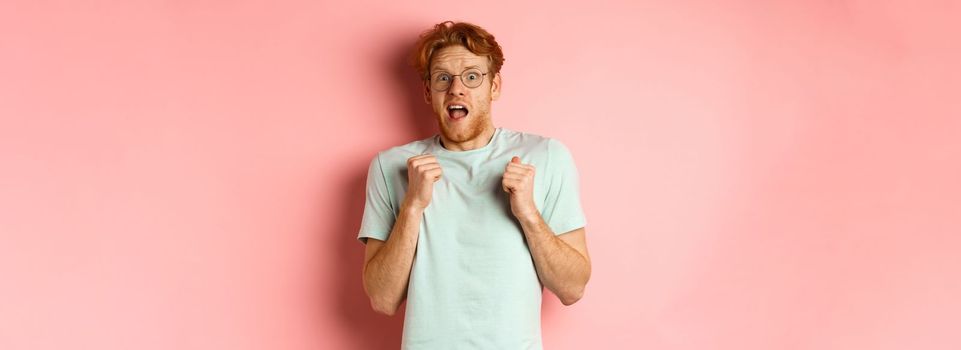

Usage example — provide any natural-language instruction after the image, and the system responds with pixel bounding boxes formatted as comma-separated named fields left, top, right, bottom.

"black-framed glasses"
left=429, top=68, right=489, bottom=91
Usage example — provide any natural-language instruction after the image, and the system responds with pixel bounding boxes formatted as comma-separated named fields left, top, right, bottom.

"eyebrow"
left=431, top=64, right=482, bottom=73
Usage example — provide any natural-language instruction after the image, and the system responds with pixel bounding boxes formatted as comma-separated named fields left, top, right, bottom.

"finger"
left=502, top=173, right=525, bottom=181
left=412, top=160, right=440, bottom=171
left=508, top=156, right=535, bottom=170
left=417, top=164, right=442, bottom=172
left=410, top=158, right=440, bottom=167
left=424, top=168, right=443, bottom=180
left=512, top=162, right=534, bottom=171
left=410, top=157, right=438, bottom=167
left=502, top=180, right=525, bottom=193
left=409, top=153, right=434, bottom=162
left=504, top=166, right=532, bottom=176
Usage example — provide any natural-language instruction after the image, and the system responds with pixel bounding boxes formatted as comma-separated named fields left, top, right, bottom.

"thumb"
left=511, top=156, right=521, bottom=164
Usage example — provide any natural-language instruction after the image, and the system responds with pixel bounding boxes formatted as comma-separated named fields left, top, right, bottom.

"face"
left=423, top=45, right=501, bottom=144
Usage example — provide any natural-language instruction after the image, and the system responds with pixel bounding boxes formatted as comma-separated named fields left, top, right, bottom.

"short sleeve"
left=541, top=138, right=587, bottom=235
left=357, top=153, right=396, bottom=244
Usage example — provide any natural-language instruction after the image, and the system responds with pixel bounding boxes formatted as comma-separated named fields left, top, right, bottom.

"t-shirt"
left=357, top=127, right=587, bottom=350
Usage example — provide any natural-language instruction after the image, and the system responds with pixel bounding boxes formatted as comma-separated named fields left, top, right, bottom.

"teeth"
left=448, top=105, right=466, bottom=110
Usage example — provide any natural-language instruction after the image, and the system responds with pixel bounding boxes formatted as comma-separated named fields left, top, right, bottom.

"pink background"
left=2, top=1, right=959, bottom=349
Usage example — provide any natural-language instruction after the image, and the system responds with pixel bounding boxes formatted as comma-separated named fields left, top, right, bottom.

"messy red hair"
left=410, top=21, right=505, bottom=81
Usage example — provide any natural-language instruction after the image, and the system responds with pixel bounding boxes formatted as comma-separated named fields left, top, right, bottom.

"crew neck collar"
left=433, top=127, right=502, bottom=155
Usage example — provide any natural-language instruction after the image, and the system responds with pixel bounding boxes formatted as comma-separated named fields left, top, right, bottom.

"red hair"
left=410, top=21, right=505, bottom=81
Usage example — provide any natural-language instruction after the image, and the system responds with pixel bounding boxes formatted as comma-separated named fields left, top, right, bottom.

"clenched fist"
left=404, top=154, right=443, bottom=210
left=502, top=156, right=538, bottom=220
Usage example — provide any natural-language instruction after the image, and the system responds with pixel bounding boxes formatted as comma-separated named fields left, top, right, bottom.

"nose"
left=447, top=76, right=467, bottom=96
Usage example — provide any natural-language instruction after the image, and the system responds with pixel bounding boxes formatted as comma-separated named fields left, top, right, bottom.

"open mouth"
left=446, top=104, right=469, bottom=121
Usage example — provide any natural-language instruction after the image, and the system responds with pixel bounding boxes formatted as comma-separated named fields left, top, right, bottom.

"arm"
left=362, top=201, right=423, bottom=316
left=503, top=156, right=591, bottom=305
left=517, top=216, right=591, bottom=305
left=361, top=154, right=442, bottom=316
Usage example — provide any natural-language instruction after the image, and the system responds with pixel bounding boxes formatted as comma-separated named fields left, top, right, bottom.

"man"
left=357, top=21, right=591, bottom=349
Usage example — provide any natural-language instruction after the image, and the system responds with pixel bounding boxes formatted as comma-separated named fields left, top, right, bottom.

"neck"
left=439, top=124, right=496, bottom=151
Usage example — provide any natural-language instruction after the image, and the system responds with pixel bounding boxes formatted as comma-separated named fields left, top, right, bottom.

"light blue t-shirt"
left=357, top=127, right=587, bottom=350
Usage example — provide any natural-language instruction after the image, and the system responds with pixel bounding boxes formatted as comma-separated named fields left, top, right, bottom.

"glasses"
left=429, top=68, right=489, bottom=91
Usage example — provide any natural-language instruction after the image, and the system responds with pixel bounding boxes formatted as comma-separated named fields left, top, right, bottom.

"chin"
left=440, top=126, right=468, bottom=142
left=436, top=118, right=469, bottom=141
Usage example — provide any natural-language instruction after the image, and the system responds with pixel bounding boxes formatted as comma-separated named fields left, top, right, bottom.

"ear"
left=422, top=80, right=431, bottom=104
left=490, top=72, right=502, bottom=101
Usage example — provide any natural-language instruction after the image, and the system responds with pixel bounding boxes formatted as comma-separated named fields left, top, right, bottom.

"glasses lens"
left=432, top=73, right=451, bottom=91
left=462, top=69, right=484, bottom=88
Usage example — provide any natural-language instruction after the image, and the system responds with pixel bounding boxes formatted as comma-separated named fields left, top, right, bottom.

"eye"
left=466, top=72, right=479, bottom=80
left=436, top=74, right=451, bottom=82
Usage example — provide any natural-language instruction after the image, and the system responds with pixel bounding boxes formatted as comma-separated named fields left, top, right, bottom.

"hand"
left=502, top=156, right=538, bottom=220
left=403, top=154, right=443, bottom=210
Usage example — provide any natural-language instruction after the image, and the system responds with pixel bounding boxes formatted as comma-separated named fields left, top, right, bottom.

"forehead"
left=430, top=46, right=488, bottom=72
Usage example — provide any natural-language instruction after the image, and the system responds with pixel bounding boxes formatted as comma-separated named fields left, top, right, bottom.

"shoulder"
left=500, top=128, right=574, bottom=160
left=499, top=128, right=554, bottom=154
left=368, top=135, right=435, bottom=175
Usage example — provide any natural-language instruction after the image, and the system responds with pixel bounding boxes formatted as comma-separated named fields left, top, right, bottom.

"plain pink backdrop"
left=2, top=1, right=959, bottom=349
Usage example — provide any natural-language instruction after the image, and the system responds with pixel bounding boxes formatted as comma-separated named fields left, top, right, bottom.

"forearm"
left=363, top=200, right=422, bottom=315
left=517, top=213, right=591, bottom=305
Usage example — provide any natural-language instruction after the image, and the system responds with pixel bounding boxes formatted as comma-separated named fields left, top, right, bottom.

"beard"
left=437, top=104, right=491, bottom=144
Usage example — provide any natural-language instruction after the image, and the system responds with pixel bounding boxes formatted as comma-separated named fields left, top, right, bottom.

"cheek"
left=478, top=87, right=495, bottom=101
left=472, top=92, right=492, bottom=109
left=430, top=94, right=443, bottom=111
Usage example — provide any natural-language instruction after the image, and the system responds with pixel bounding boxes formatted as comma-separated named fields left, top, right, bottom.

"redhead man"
left=358, top=21, right=591, bottom=349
